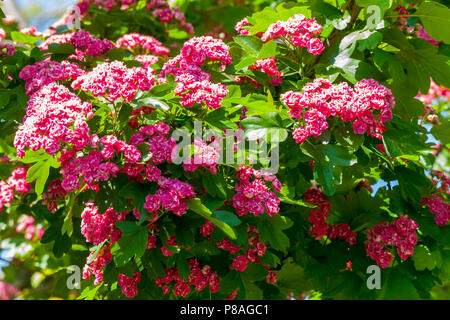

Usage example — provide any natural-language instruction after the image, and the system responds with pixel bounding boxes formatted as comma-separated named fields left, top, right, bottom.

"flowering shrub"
left=0, top=0, right=449, bottom=301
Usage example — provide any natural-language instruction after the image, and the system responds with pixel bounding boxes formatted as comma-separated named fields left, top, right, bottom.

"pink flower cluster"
left=0, top=181, right=14, bottom=212
left=146, top=0, right=194, bottom=34
left=19, top=60, right=85, bottom=96
left=155, top=259, right=220, bottom=297
left=134, top=54, right=159, bottom=69
left=232, top=166, right=281, bottom=217
left=232, top=226, right=267, bottom=272
left=70, top=29, right=114, bottom=57
left=16, top=215, right=45, bottom=241
left=421, top=195, right=449, bottom=227
left=182, top=137, right=220, bottom=174
left=42, top=179, right=68, bottom=212
left=304, top=188, right=357, bottom=245
left=20, top=26, right=42, bottom=37
left=83, top=244, right=113, bottom=285
left=180, top=36, right=232, bottom=67
left=6, top=167, right=32, bottom=194
left=416, top=79, right=450, bottom=106
left=199, top=220, right=215, bottom=237
left=39, top=30, right=113, bottom=58
left=81, top=202, right=127, bottom=245
left=234, top=17, right=250, bottom=35
left=144, top=176, right=195, bottom=216
left=77, top=0, right=137, bottom=12
left=0, top=42, right=16, bottom=56
left=215, top=237, right=241, bottom=255
left=365, top=215, right=418, bottom=268
left=175, top=73, right=229, bottom=109
left=161, top=36, right=231, bottom=110
left=99, top=135, right=142, bottom=163
left=0, top=167, right=32, bottom=212
left=0, top=28, right=5, bottom=42
left=0, top=282, right=19, bottom=300
left=59, top=150, right=120, bottom=192
left=133, top=123, right=176, bottom=164
left=116, top=33, right=170, bottom=55
left=261, top=14, right=324, bottom=55
left=118, top=273, right=141, bottom=298
left=281, top=78, right=395, bottom=143
left=249, top=57, right=283, bottom=86
left=14, top=83, right=92, bottom=158
left=72, top=61, right=155, bottom=103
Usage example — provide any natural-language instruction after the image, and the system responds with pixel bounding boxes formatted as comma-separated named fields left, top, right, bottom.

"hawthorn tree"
left=0, top=0, right=449, bottom=300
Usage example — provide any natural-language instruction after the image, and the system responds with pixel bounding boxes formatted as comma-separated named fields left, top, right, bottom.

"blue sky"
left=16, top=0, right=76, bottom=31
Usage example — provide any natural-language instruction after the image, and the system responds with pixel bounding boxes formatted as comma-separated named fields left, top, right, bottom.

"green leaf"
left=244, top=94, right=278, bottom=116
left=168, top=29, right=188, bottom=39
left=334, top=126, right=365, bottom=150
left=241, top=277, right=263, bottom=299
left=211, top=211, right=241, bottom=227
left=277, top=258, right=311, bottom=290
left=241, top=263, right=268, bottom=281
left=10, top=31, right=42, bottom=45
left=147, top=82, right=176, bottom=98
left=186, top=198, right=237, bottom=240
left=257, top=215, right=293, bottom=253
left=240, top=112, right=287, bottom=142
left=430, top=119, right=450, bottom=145
left=257, top=41, right=279, bottom=59
left=118, top=181, right=148, bottom=220
left=113, top=222, right=148, bottom=266
left=106, top=48, right=125, bottom=61
left=25, top=152, right=60, bottom=197
left=356, top=0, right=391, bottom=9
left=382, top=119, right=426, bottom=158
left=301, top=143, right=357, bottom=195
left=413, top=245, right=436, bottom=271
left=176, top=254, right=191, bottom=280
left=52, top=233, right=71, bottom=258
left=248, top=3, right=310, bottom=35
left=47, top=43, right=76, bottom=54
left=78, top=285, right=101, bottom=300
left=234, top=35, right=262, bottom=56
left=233, top=35, right=279, bottom=71
left=416, top=1, right=450, bottom=44
left=379, top=269, right=420, bottom=299
left=118, top=103, right=133, bottom=123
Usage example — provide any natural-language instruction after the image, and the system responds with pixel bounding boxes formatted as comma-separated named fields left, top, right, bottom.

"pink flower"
left=281, top=78, right=395, bottom=142
left=232, top=166, right=280, bottom=217
left=307, top=38, right=325, bottom=55
left=14, top=83, right=92, bottom=158
left=118, top=273, right=141, bottom=298
left=81, top=202, right=126, bottom=245
left=365, top=215, right=418, bottom=268
left=234, top=18, right=250, bottom=35
left=232, top=255, right=248, bottom=272
left=116, top=33, right=170, bottom=55
left=72, top=61, right=155, bottom=103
